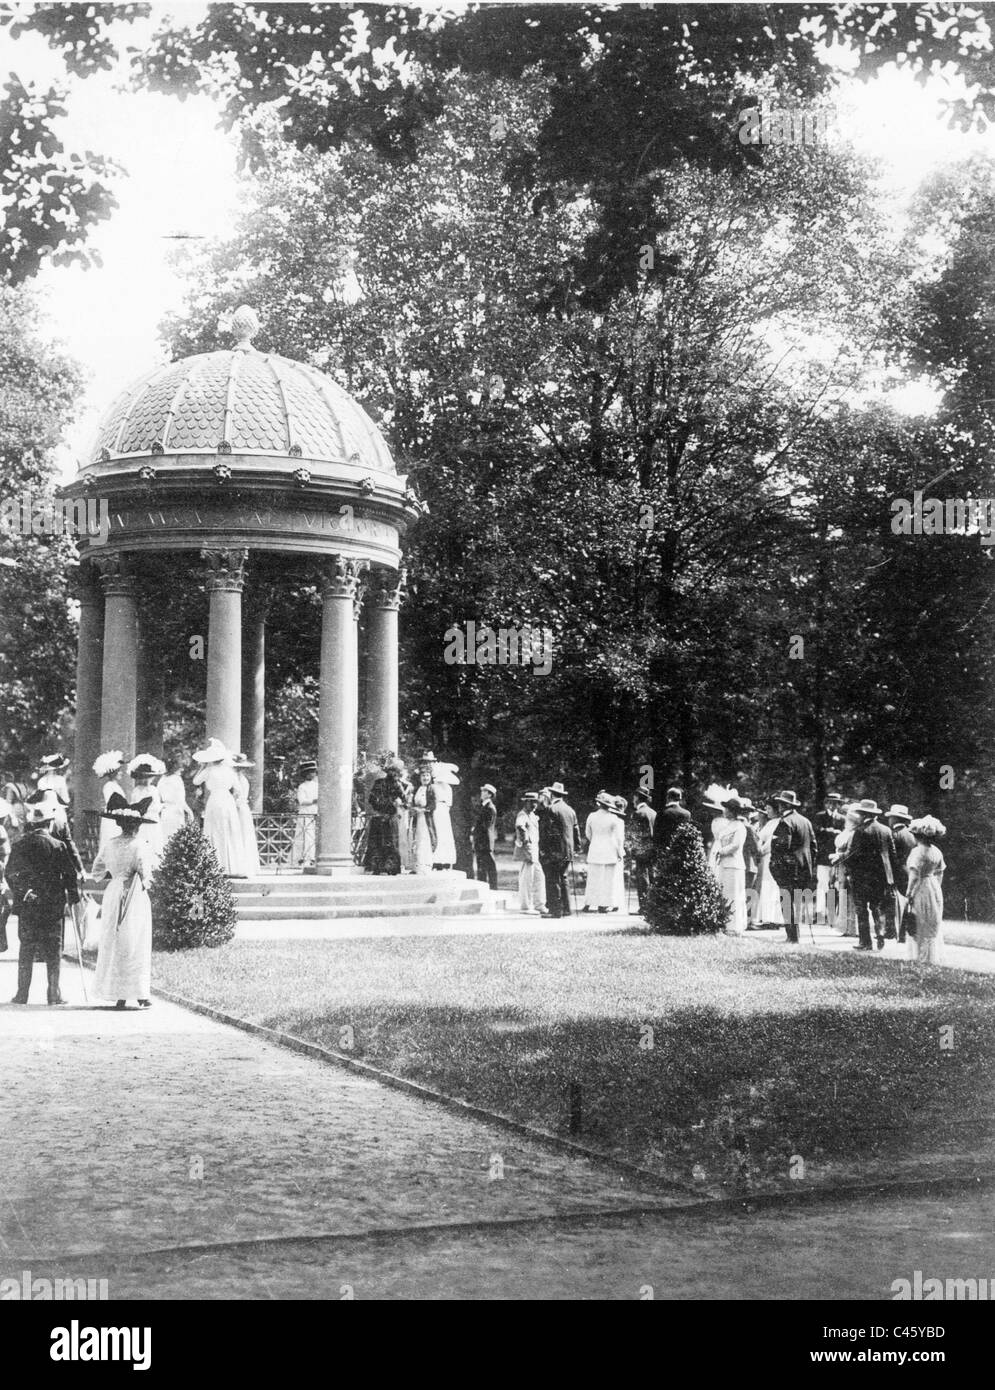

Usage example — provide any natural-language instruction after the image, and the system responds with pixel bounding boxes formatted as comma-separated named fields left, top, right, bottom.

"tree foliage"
left=0, top=284, right=82, bottom=775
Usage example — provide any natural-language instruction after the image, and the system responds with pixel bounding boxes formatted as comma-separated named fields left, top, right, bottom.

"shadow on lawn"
left=273, top=986, right=995, bottom=1195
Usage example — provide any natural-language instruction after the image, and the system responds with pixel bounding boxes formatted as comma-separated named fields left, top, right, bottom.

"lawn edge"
left=150, top=980, right=995, bottom=1217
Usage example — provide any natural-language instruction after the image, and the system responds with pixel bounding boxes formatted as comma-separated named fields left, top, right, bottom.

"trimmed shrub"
left=150, top=822, right=238, bottom=950
left=643, top=821, right=729, bottom=935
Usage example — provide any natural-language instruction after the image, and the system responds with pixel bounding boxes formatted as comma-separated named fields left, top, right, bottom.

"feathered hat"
left=702, top=782, right=734, bottom=813
left=434, top=761, right=460, bottom=786
left=93, top=751, right=124, bottom=778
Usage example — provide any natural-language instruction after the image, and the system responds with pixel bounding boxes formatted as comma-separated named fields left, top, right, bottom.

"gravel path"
left=0, top=955, right=682, bottom=1264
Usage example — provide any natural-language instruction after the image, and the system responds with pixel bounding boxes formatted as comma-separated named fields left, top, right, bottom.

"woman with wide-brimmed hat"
left=93, top=751, right=126, bottom=848
left=192, top=739, right=249, bottom=877
left=91, top=793, right=157, bottom=1010
left=904, top=816, right=947, bottom=965
left=712, top=792, right=748, bottom=934
left=430, top=760, right=459, bottom=870
left=35, top=754, right=71, bottom=830
left=127, top=754, right=166, bottom=859
left=583, top=791, right=623, bottom=912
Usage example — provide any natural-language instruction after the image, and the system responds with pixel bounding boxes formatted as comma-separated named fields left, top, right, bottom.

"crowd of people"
left=498, top=779, right=946, bottom=962
left=0, top=746, right=952, bottom=1007
left=0, top=740, right=262, bottom=1007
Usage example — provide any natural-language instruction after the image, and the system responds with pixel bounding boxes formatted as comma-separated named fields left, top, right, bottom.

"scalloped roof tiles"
left=89, top=349, right=395, bottom=473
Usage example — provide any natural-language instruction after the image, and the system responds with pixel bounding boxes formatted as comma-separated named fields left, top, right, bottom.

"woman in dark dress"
left=364, top=759, right=408, bottom=876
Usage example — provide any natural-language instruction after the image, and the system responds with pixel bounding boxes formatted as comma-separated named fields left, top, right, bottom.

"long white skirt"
left=432, top=803, right=457, bottom=867
left=411, top=811, right=434, bottom=874
left=236, top=799, right=260, bottom=878
left=93, top=876, right=152, bottom=1000
left=204, top=789, right=248, bottom=876
left=584, top=861, right=617, bottom=908
left=718, top=865, right=747, bottom=933
left=755, top=857, right=783, bottom=925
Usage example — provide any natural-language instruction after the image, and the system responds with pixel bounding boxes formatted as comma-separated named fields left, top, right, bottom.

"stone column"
left=72, top=564, right=104, bottom=817
left=202, top=548, right=247, bottom=751
left=366, top=568, right=404, bottom=757
left=308, top=555, right=367, bottom=874
left=136, top=620, right=165, bottom=758
left=96, top=555, right=138, bottom=792
left=241, top=597, right=268, bottom=812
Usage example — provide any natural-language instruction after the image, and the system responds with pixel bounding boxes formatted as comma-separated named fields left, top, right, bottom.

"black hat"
left=101, top=792, right=155, bottom=825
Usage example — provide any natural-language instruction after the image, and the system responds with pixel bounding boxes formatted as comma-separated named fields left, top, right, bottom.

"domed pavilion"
left=64, top=306, right=414, bottom=874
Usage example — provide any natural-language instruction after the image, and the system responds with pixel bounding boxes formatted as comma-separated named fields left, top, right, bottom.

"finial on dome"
left=230, top=304, right=260, bottom=350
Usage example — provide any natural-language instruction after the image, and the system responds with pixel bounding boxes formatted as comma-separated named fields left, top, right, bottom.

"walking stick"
left=66, top=898, right=88, bottom=1004
left=568, top=852, right=578, bottom=915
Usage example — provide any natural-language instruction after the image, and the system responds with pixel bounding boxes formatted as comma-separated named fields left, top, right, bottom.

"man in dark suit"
left=6, top=798, right=79, bottom=1004
left=768, top=790, right=817, bottom=944
left=886, top=803, right=916, bottom=942
left=843, top=798, right=898, bottom=951
left=472, top=783, right=498, bottom=890
left=815, top=792, right=845, bottom=926
left=652, top=787, right=692, bottom=858
left=537, top=782, right=582, bottom=918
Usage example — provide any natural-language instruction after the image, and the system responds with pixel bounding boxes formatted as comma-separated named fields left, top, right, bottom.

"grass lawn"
left=152, top=930, right=995, bottom=1195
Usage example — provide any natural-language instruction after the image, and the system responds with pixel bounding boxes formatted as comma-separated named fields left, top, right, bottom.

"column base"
left=304, top=860, right=362, bottom=877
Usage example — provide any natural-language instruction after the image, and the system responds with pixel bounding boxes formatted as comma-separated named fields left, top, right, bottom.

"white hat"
left=128, top=753, right=166, bottom=777
left=93, top=750, right=124, bottom=778
left=192, top=738, right=229, bottom=764
left=434, top=761, right=460, bottom=786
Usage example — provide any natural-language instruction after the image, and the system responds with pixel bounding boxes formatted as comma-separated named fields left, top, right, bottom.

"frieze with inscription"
left=86, top=504, right=398, bottom=546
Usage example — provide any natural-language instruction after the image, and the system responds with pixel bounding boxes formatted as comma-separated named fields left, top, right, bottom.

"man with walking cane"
left=6, top=796, right=80, bottom=1004
left=537, top=782, right=583, bottom=918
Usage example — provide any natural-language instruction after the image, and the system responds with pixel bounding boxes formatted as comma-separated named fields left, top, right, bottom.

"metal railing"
left=74, top=809, right=367, bottom=873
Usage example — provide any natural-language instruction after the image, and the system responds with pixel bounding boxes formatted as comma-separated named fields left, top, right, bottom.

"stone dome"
left=88, top=307, right=395, bottom=474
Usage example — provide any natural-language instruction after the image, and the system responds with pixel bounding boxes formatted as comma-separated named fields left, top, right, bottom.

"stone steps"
left=85, top=870, right=504, bottom=922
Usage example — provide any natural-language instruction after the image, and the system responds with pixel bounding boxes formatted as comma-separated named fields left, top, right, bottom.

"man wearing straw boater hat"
left=843, top=798, right=898, bottom=952
left=768, top=790, right=817, bottom=944
left=6, top=794, right=80, bottom=1004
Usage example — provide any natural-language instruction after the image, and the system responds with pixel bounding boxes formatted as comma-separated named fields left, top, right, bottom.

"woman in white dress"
left=583, top=792, right=624, bottom=912
left=158, top=757, right=193, bottom=844
left=36, top=754, right=71, bottom=830
left=92, top=793, right=156, bottom=1010
left=830, top=807, right=861, bottom=937
left=93, top=751, right=126, bottom=848
left=905, top=816, right=947, bottom=965
left=409, top=767, right=437, bottom=874
left=713, top=794, right=748, bottom=934
left=231, top=752, right=260, bottom=878
left=611, top=796, right=629, bottom=911
left=755, top=799, right=784, bottom=928
left=292, top=760, right=318, bottom=866
left=431, top=762, right=459, bottom=870
left=192, top=738, right=248, bottom=877
left=127, top=754, right=165, bottom=858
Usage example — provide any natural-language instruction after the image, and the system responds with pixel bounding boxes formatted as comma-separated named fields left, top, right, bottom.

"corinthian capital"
left=92, top=553, right=135, bottom=597
left=200, top=548, right=248, bottom=593
left=320, top=554, right=368, bottom=601
left=372, top=566, right=406, bottom=611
